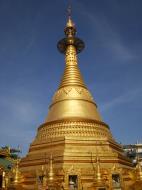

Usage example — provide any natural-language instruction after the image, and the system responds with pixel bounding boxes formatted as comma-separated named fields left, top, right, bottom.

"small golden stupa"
left=20, top=9, right=138, bottom=190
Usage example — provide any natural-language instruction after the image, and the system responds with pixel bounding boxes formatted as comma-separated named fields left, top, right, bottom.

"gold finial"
left=66, top=17, right=75, bottom=28
left=48, top=154, right=54, bottom=181
left=57, top=3, right=84, bottom=54
left=2, top=171, right=6, bottom=188
left=65, top=4, right=76, bottom=38
left=66, top=4, right=74, bottom=28
left=13, top=159, right=20, bottom=184
left=96, top=156, right=102, bottom=183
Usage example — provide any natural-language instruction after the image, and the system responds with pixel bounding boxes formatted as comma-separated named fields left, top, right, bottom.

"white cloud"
left=100, top=87, right=142, bottom=112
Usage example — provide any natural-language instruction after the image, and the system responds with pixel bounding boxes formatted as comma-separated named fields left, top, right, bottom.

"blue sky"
left=0, top=0, right=142, bottom=155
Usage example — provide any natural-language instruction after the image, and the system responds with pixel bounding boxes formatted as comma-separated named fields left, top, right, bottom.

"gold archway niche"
left=64, top=165, right=82, bottom=190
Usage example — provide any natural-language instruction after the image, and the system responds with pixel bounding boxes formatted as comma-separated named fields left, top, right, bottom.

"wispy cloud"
left=0, top=91, right=41, bottom=154
left=100, top=87, right=142, bottom=112
left=0, top=95, right=39, bottom=124
left=76, top=2, right=136, bottom=63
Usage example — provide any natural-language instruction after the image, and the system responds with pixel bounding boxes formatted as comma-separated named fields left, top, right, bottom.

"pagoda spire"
left=45, top=8, right=102, bottom=122
left=57, top=8, right=86, bottom=89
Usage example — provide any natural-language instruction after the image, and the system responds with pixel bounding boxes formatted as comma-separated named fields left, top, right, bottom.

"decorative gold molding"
left=39, top=117, right=109, bottom=130
left=35, top=121, right=112, bottom=142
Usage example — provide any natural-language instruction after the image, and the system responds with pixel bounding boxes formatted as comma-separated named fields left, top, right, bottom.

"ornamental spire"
left=65, top=4, right=76, bottom=35
left=57, top=6, right=84, bottom=54
left=48, top=154, right=54, bottom=181
left=57, top=6, right=85, bottom=89
left=45, top=7, right=102, bottom=122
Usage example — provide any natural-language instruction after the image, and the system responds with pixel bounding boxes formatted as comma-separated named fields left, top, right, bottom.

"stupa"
left=20, top=11, right=136, bottom=190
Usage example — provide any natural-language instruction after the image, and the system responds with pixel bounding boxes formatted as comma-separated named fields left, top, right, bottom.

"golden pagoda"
left=20, top=11, right=137, bottom=190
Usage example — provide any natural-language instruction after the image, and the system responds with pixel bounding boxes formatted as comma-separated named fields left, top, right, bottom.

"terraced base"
left=20, top=119, right=134, bottom=190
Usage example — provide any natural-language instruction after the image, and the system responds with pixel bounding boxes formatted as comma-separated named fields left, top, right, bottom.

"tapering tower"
left=20, top=12, right=135, bottom=190
left=46, top=15, right=102, bottom=123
